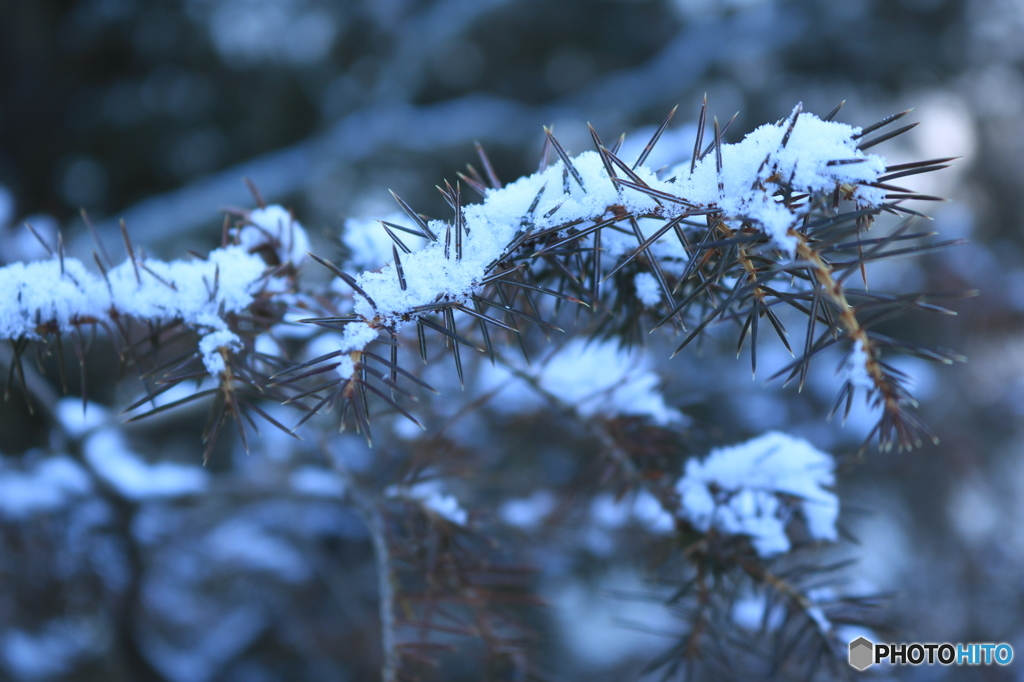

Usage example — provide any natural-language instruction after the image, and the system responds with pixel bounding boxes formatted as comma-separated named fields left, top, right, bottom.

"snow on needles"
left=0, top=111, right=882, bottom=377
left=0, top=242, right=263, bottom=341
left=0, top=205, right=309, bottom=376
left=342, top=212, right=427, bottom=270
left=239, top=205, right=310, bottom=266
left=675, top=432, right=839, bottom=557
left=478, top=337, right=684, bottom=426
left=843, top=339, right=877, bottom=390
left=634, top=272, right=662, bottom=306
left=665, top=106, right=886, bottom=254
left=342, top=108, right=884, bottom=357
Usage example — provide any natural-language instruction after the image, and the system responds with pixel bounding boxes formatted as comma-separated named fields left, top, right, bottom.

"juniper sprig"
left=0, top=99, right=960, bottom=455
left=0, top=99, right=965, bottom=680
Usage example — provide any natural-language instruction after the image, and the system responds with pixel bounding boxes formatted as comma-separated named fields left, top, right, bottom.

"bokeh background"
left=0, top=0, right=1021, bottom=680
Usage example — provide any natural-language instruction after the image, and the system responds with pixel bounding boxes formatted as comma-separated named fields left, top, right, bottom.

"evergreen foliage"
left=0, top=99, right=962, bottom=680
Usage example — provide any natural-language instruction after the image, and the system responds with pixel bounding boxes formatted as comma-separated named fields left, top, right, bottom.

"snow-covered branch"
left=0, top=98, right=965, bottom=681
left=0, top=103, right=954, bottom=455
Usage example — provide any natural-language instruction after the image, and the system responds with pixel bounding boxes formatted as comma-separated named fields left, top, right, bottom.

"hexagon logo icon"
left=849, top=636, right=874, bottom=670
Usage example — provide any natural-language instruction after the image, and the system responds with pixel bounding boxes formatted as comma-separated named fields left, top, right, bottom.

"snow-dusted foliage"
left=0, top=101, right=960, bottom=681
left=476, top=336, right=684, bottom=425
left=0, top=105, right=943, bottom=454
left=0, top=235, right=277, bottom=380
left=346, top=107, right=886, bottom=342
left=676, top=432, right=838, bottom=557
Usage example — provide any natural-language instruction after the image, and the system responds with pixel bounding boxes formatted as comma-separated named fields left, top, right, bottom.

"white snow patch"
left=590, top=490, right=675, bottom=534
left=388, top=480, right=467, bottom=525
left=477, top=338, right=684, bottom=426
left=634, top=272, right=662, bottom=306
left=499, top=490, right=556, bottom=529
left=83, top=428, right=208, bottom=501
left=842, top=339, right=876, bottom=390
left=205, top=518, right=309, bottom=582
left=343, top=212, right=427, bottom=270
left=675, top=431, right=838, bottom=556
left=198, top=330, right=242, bottom=376
left=340, top=321, right=378, bottom=352
left=329, top=109, right=883, bottom=360
left=658, top=105, right=887, bottom=254
left=55, top=398, right=110, bottom=438
left=240, top=205, right=310, bottom=266
left=289, top=467, right=346, bottom=498
left=0, top=455, right=92, bottom=519
left=0, top=241, right=269, bottom=351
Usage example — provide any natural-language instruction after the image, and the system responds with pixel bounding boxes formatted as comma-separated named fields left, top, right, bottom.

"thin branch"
left=368, top=504, right=400, bottom=682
